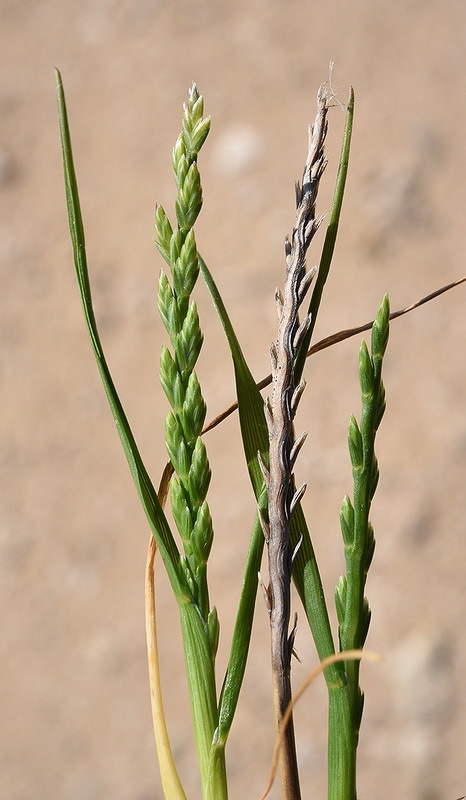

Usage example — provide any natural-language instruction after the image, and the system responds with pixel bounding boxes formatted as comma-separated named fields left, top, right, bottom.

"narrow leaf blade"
left=56, top=70, right=182, bottom=596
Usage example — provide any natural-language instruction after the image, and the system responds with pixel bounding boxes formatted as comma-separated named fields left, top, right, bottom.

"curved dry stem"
left=259, top=650, right=381, bottom=800
left=203, top=276, right=466, bottom=435
left=145, top=468, right=187, bottom=800
left=157, top=276, right=465, bottom=529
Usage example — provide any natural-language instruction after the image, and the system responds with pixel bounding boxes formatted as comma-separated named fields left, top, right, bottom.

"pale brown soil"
left=1, top=2, right=465, bottom=799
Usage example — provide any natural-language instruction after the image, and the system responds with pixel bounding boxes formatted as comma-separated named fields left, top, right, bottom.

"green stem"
left=179, top=602, right=227, bottom=800
left=292, top=503, right=354, bottom=800
left=328, top=687, right=356, bottom=800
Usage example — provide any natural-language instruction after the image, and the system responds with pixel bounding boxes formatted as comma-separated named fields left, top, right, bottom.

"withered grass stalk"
left=260, top=87, right=329, bottom=800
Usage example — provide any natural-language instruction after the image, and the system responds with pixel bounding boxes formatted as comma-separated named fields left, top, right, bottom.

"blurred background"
left=1, top=1, right=465, bottom=798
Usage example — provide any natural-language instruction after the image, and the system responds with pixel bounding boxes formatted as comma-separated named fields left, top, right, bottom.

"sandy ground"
left=1, top=1, right=465, bottom=799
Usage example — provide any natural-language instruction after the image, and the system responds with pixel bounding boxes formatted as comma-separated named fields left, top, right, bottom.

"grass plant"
left=57, top=71, right=465, bottom=800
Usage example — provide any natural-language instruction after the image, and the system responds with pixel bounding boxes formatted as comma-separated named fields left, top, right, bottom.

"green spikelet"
left=337, top=294, right=390, bottom=741
left=156, top=84, right=213, bottom=624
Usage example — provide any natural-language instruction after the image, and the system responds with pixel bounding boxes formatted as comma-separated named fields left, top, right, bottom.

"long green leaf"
left=196, top=257, right=266, bottom=749
left=56, top=69, right=183, bottom=598
left=198, top=257, right=340, bottom=682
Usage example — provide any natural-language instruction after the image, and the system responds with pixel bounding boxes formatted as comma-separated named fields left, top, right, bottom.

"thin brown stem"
left=201, top=275, right=465, bottom=435
left=159, top=276, right=465, bottom=500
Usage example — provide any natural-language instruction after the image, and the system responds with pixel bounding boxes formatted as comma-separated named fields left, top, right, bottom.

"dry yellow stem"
left=145, top=464, right=187, bottom=800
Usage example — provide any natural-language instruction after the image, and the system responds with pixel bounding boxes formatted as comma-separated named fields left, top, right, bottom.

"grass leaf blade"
left=56, top=69, right=182, bottom=596
left=198, top=255, right=267, bottom=745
